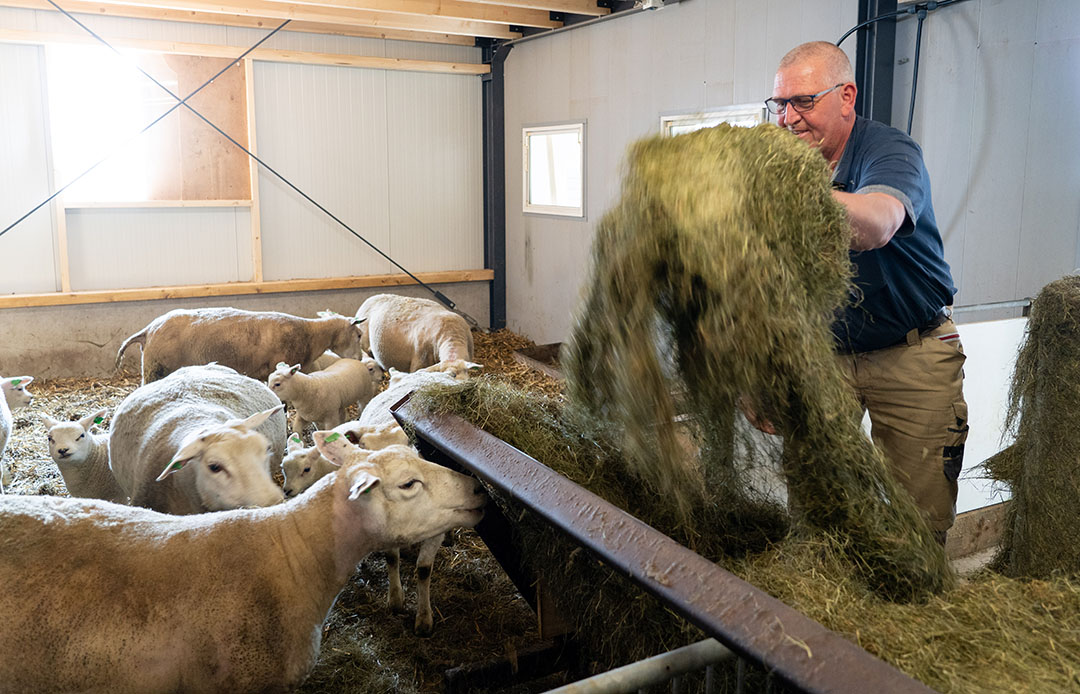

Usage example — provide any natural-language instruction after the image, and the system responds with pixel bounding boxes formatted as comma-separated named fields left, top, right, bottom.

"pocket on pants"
left=943, top=400, right=968, bottom=482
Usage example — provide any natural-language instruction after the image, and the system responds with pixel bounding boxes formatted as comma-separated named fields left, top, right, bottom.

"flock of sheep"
left=0, top=293, right=489, bottom=693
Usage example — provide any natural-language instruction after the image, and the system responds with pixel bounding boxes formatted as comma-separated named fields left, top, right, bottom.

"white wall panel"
left=0, top=42, right=58, bottom=294
left=385, top=71, right=483, bottom=271
left=254, top=61, right=393, bottom=280
left=65, top=207, right=251, bottom=290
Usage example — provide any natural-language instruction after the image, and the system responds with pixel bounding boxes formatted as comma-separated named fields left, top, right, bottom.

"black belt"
left=893, top=307, right=951, bottom=348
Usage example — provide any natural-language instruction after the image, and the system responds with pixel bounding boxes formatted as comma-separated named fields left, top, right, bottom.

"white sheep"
left=115, top=307, right=365, bottom=383
left=282, top=423, right=409, bottom=498
left=1, top=375, right=34, bottom=410
left=355, top=294, right=476, bottom=372
left=109, top=364, right=288, bottom=515
left=40, top=409, right=127, bottom=504
left=0, top=431, right=486, bottom=692
left=267, top=356, right=384, bottom=432
left=359, top=359, right=481, bottom=431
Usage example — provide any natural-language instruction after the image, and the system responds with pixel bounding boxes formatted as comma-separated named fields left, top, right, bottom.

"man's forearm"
left=832, top=190, right=906, bottom=251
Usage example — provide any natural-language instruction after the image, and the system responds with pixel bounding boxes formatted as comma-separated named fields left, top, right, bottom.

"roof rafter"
left=263, top=0, right=560, bottom=29
left=458, top=0, right=608, bottom=16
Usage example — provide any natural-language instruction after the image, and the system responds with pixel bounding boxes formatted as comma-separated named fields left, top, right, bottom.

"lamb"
left=268, top=356, right=384, bottom=432
left=115, top=307, right=365, bottom=383
left=282, top=424, right=409, bottom=498
left=40, top=409, right=127, bottom=504
left=0, top=391, right=10, bottom=492
left=109, top=364, right=288, bottom=515
left=1, top=375, right=34, bottom=410
left=0, top=375, right=33, bottom=490
left=0, top=431, right=486, bottom=693
left=355, top=293, right=476, bottom=372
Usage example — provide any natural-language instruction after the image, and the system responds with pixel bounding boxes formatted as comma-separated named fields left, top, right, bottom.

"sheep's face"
left=332, top=318, right=367, bottom=360
left=45, top=423, right=93, bottom=465
left=188, top=429, right=284, bottom=511
left=267, top=363, right=301, bottom=401
left=2, top=376, right=34, bottom=409
left=282, top=445, right=335, bottom=498
left=314, top=433, right=486, bottom=550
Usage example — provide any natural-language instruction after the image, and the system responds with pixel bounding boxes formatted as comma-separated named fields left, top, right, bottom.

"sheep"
left=355, top=293, right=476, bottom=372
left=358, top=359, right=481, bottom=431
left=109, top=364, right=288, bottom=515
left=0, top=393, right=10, bottom=492
left=1, top=375, right=34, bottom=410
left=0, top=431, right=486, bottom=693
left=282, top=423, right=409, bottom=498
left=267, top=356, right=384, bottom=432
left=40, top=409, right=127, bottom=504
left=115, top=307, right=365, bottom=383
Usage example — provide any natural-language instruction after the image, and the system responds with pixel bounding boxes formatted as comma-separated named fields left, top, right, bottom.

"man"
left=765, top=41, right=968, bottom=542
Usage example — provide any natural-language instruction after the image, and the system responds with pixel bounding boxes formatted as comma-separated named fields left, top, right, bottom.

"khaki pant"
left=835, top=319, right=968, bottom=532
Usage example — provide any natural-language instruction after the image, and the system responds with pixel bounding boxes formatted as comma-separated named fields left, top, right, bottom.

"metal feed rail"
left=391, top=396, right=937, bottom=694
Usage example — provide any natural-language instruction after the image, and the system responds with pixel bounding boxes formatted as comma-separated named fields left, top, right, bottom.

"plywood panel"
left=254, top=60, right=394, bottom=280
left=385, top=70, right=483, bottom=272
left=0, top=42, right=59, bottom=294
left=65, top=207, right=249, bottom=290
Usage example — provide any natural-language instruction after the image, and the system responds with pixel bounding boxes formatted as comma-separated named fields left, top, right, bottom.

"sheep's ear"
left=8, top=376, right=33, bottom=386
left=287, top=433, right=304, bottom=452
left=158, top=435, right=206, bottom=480
left=79, top=408, right=107, bottom=430
left=317, top=309, right=341, bottom=318
left=40, top=413, right=61, bottom=430
left=313, top=430, right=367, bottom=467
left=347, top=468, right=380, bottom=500
left=275, top=361, right=289, bottom=371
left=465, top=361, right=484, bottom=376
left=234, top=405, right=284, bottom=431
left=350, top=316, right=366, bottom=326
left=289, top=364, right=302, bottom=375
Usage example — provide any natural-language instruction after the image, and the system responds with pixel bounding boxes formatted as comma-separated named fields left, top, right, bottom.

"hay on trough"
left=561, top=123, right=949, bottom=601
left=986, top=275, right=1080, bottom=579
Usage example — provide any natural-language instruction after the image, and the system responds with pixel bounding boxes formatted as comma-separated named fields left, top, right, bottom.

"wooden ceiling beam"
left=21, top=0, right=523, bottom=38
left=263, top=0, right=560, bottom=29
left=0, top=0, right=479, bottom=44
left=458, top=0, right=608, bottom=17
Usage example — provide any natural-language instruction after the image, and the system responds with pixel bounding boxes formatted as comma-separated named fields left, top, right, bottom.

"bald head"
left=778, top=41, right=855, bottom=86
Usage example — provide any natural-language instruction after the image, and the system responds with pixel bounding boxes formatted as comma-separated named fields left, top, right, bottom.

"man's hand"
left=737, top=394, right=778, bottom=436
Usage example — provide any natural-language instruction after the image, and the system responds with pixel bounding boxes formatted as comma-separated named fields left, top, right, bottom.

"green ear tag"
left=94, top=416, right=104, bottom=425
left=170, top=460, right=184, bottom=471
left=11, top=379, right=20, bottom=386
left=325, top=432, right=341, bottom=443
left=290, top=434, right=302, bottom=443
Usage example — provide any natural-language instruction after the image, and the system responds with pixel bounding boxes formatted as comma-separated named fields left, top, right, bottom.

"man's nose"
left=778, top=103, right=799, bottom=127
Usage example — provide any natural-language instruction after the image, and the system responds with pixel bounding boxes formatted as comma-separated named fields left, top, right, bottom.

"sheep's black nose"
left=58, top=448, right=69, bottom=456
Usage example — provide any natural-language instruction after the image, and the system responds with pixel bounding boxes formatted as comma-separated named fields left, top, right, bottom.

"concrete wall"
left=0, top=282, right=488, bottom=378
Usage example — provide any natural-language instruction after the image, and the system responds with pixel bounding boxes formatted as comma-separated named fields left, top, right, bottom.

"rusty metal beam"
left=392, top=396, right=937, bottom=694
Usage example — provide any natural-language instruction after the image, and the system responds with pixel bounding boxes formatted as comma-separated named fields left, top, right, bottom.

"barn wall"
left=0, top=282, right=488, bottom=378
left=0, top=7, right=487, bottom=377
left=501, top=0, right=858, bottom=345
left=502, top=0, right=1078, bottom=342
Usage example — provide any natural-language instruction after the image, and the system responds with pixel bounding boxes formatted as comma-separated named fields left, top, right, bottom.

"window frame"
left=522, top=121, right=586, bottom=219
left=660, top=104, right=767, bottom=137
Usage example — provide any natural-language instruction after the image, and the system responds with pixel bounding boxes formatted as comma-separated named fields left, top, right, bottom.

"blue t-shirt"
left=831, top=116, right=956, bottom=353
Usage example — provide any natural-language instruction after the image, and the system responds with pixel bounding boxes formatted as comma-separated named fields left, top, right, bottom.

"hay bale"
left=987, top=275, right=1080, bottom=578
left=562, top=123, right=948, bottom=601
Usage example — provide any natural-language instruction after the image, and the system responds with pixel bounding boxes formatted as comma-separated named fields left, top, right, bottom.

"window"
left=46, top=45, right=251, bottom=204
left=523, top=122, right=584, bottom=217
left=660, top=104, right=767, bottom=137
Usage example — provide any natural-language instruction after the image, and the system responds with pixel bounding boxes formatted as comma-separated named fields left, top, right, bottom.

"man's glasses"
left=764, top=83, right=845, bottom=115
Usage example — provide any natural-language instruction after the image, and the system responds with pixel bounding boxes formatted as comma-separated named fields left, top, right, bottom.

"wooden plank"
left=30, top=0, right=523, bottom=38
left=0, top=269, right=495, bottom=307
left=42, top=44, right=71, bottom=293
left=0, top=0, right=478, bottom=45
left=461, top=0, right=608, bottom=16
left=262, top=0, right=560, bottom=28
left=0, top=28, right=490, bottom=73
left=64, top=200, right=253, bottom=208
left=945, top=501, right=1009, bottom=561
left=244, top=57, right=263, bottom=283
